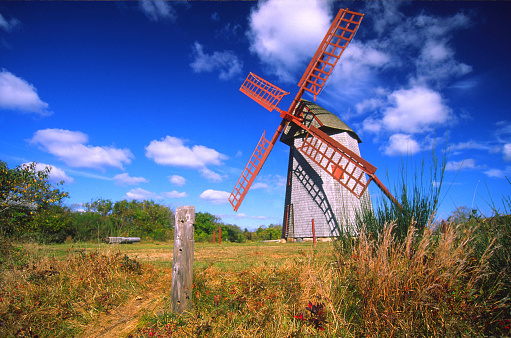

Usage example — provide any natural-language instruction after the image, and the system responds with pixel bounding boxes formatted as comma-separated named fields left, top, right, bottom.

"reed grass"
left=357, top=148, right=448, bottom=243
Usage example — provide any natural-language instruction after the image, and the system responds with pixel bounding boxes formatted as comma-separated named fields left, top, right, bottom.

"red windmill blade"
left=229, top=8, right=399, bottom=213
left=298, top=8, right=364, bottom=100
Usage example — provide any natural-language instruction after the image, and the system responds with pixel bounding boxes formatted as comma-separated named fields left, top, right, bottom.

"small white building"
left=105, top=237, right=140, bottom=244
left=280, top=100, right=371, bottom=240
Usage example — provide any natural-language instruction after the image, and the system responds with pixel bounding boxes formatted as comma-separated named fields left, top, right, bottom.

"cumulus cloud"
left=199, top=167, right=224, bottom=183
left=445, top=159, right=478, bottom=171
left=200, top=189, right=230, bottom=204
left=139, top=0, right=177, bottom=22
left=484, top=166, right=511, bottom=179
left=247, top=0, right=332, bottom=82
left=0, top=13, right=20, bottom=32
left=162, top=191, right=188, bottom=198
left=29, top=128, right=133, bottom=170
left=383, top=134, right=421, bottom=156
left=145, top=136, right=227, bottom=169
left=382, top=87, right=451, bottom=133
left=23, top=162, right=74, bottom=184
left=0, top=70, right=52, bottom=116
left=113, top=173, right=148, bottom=186
left=168, top=174, right=186, bottom=186
left=125, top=188, right=162, bottom=200
left=361, top=86, right=452, bottom=135
left=190, top=42, right=243, bottom=80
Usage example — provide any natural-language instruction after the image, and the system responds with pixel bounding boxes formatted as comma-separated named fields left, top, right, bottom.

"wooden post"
left=312, top=219, right=316, bottom=247
left=218, top=226, right=222, bottom=245
left=213, top=230, right=215, bottom=244
left=171, top=206, right=195, bottom=314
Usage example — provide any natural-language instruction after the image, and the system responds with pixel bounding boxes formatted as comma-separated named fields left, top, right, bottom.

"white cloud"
left=252, top=174, right=286, bottom=190
left=200, top=189, right=230, bottom=204
left=451, top=140, right=492, bottom=152
left=0, top=13, right=20, bottom=32
left=0, top=70, right=52, bottom=116
left=23, top=162, right=74, bottom=184
left=30, top=128, right=133, bottom=170
left=125, top=188, right=162, bottom=200
left=364, top=86, right=452, bottom=135
left=113, top=173, right=148, bottom=186
left=162, top=191, right=188, bottom=198
left=413, top=40, right=472, bottom=88
left=145, top=136, right=227, bottom=168
left=356, top=97, right=386, bottom=115
left=190, top=42, right=243, bottom=80
left=503, top=144, right=511, bottom=162
left=247, top=0, right=332, bottom=83
left=139, top=0, right=177, bottom=22
left=169, top=174, right=186, bottom=186
left=383, top=134, right=421, bottom=156
left=252, top=182, right=269, bottom=190
left=199, top=167, right=224, bottom=183
left=221, top=213, right=269, bottom=220
left=484, top=166, right=511, bottom=179
left=445, top=159, right=478, bottom=171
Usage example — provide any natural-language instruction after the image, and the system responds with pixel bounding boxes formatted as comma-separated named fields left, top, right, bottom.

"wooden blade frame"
left=298, top=9, right=364, bottom=100
left=240, top=72, right=289, bottom=112
left=296, top=124, right=401, bottom=208
left=297, top=125, right=375, bottom=198
left=229, top=120, right=288, bottom=211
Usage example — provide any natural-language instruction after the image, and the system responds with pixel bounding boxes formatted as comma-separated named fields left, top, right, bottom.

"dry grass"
left=338, top=222, right=498, bottom=337
left=0, top=244, right=163, bottom=337
left=0, top=230, right=506, bottom=337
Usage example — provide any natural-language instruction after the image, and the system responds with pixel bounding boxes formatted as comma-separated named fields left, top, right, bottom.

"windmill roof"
left=280, top=99, right=362, bottom=146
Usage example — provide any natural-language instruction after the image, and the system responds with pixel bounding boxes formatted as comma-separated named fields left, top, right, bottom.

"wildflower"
left=294, top=313, right=305, bottom=320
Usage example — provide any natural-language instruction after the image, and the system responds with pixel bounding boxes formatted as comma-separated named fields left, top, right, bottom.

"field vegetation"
left=1, top=157, right=510, bottom=337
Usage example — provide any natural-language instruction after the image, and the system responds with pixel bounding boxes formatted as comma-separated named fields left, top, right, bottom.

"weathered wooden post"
left=213, top=230, right=215, bottom=244
left=171, top=206, right=195, bottom=314
left=218, top=226, right=222, bottom=245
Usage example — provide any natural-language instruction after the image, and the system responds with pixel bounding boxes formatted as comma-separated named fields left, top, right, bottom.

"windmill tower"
left=229, top=8, right=400, bottom=239
left=280, top=99, right=372, bottom=240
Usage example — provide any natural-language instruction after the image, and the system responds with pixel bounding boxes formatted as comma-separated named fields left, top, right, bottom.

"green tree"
left=0, top=161, right=68, bottom=237
left=194, top=212, right=219, bottom=242
left=254, top=224, right=282, bottom=241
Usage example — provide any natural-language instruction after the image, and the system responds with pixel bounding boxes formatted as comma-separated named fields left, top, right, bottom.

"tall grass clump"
left=450, top=178, right=511, bottom=329
left=358, top=147, right=447, bottom=242
left=337, top=222, right=499, bottom=337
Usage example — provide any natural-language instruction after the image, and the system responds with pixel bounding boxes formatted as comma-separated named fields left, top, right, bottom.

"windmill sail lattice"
left=296, top=125, right=374, bottom=198
left=240, top=73, right=289, bottom=112
left=299, top=9, right=364, bottom=100
left=229, top=131, right=271, bottom=211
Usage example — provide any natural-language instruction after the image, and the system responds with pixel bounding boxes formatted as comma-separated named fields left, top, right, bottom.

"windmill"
left=229, top=8, right=399, bottom=240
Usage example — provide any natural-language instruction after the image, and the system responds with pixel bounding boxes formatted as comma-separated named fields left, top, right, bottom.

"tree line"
left=0, top=160, right=281, bottom=243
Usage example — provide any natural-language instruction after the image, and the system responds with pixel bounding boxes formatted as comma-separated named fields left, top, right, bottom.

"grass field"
left=35, top=240, right=334, bottom=271
left=1, top=223, right=510, bottom=337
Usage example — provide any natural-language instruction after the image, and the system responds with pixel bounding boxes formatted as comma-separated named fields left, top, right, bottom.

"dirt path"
left=79, top=283, right=169, bottom=337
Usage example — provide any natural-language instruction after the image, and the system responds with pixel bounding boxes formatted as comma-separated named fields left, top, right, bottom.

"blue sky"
left=1, top=1, right=510, bottom=230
